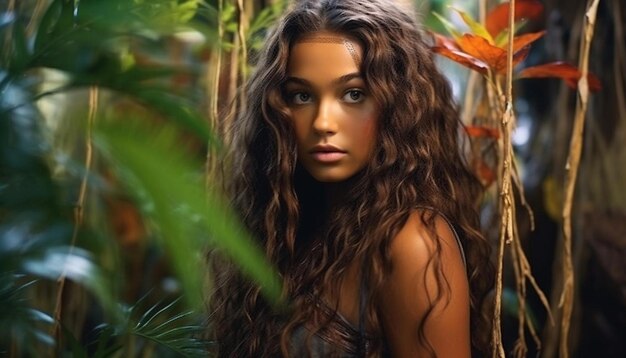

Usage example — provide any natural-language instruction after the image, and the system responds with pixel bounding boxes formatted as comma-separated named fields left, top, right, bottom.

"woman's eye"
left=343, top=90, right=365, bottom=103
left=291, top=92, right=313, bottom=105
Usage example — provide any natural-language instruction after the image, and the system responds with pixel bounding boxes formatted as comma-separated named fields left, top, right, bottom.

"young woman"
left=209, top=0, right=494, bottom=356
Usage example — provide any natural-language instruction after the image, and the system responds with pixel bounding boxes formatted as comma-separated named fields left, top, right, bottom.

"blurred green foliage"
left=1, top=0, right=283, bottom=355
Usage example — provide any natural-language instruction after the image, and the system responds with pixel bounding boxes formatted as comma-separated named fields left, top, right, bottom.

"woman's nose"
left=312, top=97, right=339, bottom=135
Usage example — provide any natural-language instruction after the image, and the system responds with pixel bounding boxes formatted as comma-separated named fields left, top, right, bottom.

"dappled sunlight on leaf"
left=430, top=3, right=544, bottom=76
left=20, top=247, right=116, bottom=314
left=444, top=33, right=532, bottom=74
left=451, top=7, right=494, bottom=44
left=456, top=34, right=506, bottom=69
left=432, top=46, right=489, bottom=74
left=23, top=248, right=95, bottom=283
left=431, top=32, right=459, bottom=51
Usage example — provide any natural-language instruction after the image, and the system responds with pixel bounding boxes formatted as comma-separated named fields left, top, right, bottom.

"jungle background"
left=0, top=0, right=623, bottom=357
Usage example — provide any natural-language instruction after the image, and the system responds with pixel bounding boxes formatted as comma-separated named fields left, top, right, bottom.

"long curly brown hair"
left=208, top=0, right=494, bottom=356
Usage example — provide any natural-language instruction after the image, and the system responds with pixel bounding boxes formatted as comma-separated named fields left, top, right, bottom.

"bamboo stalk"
left=559, top=1, right=600, bottom=357
left=237, top=0, right=249, bottom=84
left=206, top=0, right=224, bottom=187
left=51, top=86, right=98, bottom=344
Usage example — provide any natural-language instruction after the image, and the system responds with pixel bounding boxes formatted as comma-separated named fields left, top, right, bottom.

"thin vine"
left=559, top=0, right=600, bottom=357
left=52, top=86, right=99, bottom=342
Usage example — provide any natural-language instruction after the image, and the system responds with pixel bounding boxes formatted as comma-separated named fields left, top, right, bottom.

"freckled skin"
left=285, top=32, right=380, bottom=183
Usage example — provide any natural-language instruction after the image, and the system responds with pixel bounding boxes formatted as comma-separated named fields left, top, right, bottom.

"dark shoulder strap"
left=415, top=205, right=467, bottom=268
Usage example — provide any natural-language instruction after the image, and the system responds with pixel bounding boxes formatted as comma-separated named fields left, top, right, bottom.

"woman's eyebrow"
left=285, top=72, right=363, bottom=87
left=284, top=77, right=310, bottom=86
left=332, top=72, right=362, bottom=85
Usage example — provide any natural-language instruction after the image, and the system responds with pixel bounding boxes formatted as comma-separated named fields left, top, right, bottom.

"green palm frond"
left=89, top=296, right=207, bottom=358
left=129, top=298, right=206, bottom=356
left=0, top=277, right=55, bottom=354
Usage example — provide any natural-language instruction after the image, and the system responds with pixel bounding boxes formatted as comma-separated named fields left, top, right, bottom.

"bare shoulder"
left=379, top=209, right=471, bottom=357
left=388, top=210, right=465, bottom=274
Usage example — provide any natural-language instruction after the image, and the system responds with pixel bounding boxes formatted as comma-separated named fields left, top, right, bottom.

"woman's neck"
left=320, top=171, right=364, bottom=213
left=294, top=167, right=366, bottom=239
left=322, top=181, right=349, bottom=211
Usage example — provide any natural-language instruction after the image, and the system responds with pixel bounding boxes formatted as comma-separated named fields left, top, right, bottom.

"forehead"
left=287, top=31, right=362, bottom=78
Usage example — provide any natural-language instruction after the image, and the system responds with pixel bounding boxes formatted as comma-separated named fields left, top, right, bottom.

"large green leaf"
left=94, top=120, right=282, bottom=308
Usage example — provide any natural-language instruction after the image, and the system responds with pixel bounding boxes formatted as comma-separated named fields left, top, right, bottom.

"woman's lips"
left=310, top=151, right=347, bottom=162
left=310, top=145, right=347, bottom=163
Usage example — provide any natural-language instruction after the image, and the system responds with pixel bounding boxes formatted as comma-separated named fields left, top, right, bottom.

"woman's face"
left=285, top=31, right=379, bottom=183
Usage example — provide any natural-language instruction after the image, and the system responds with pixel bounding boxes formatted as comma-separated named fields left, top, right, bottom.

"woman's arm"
left=380, top=211, right=471, bottom=357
